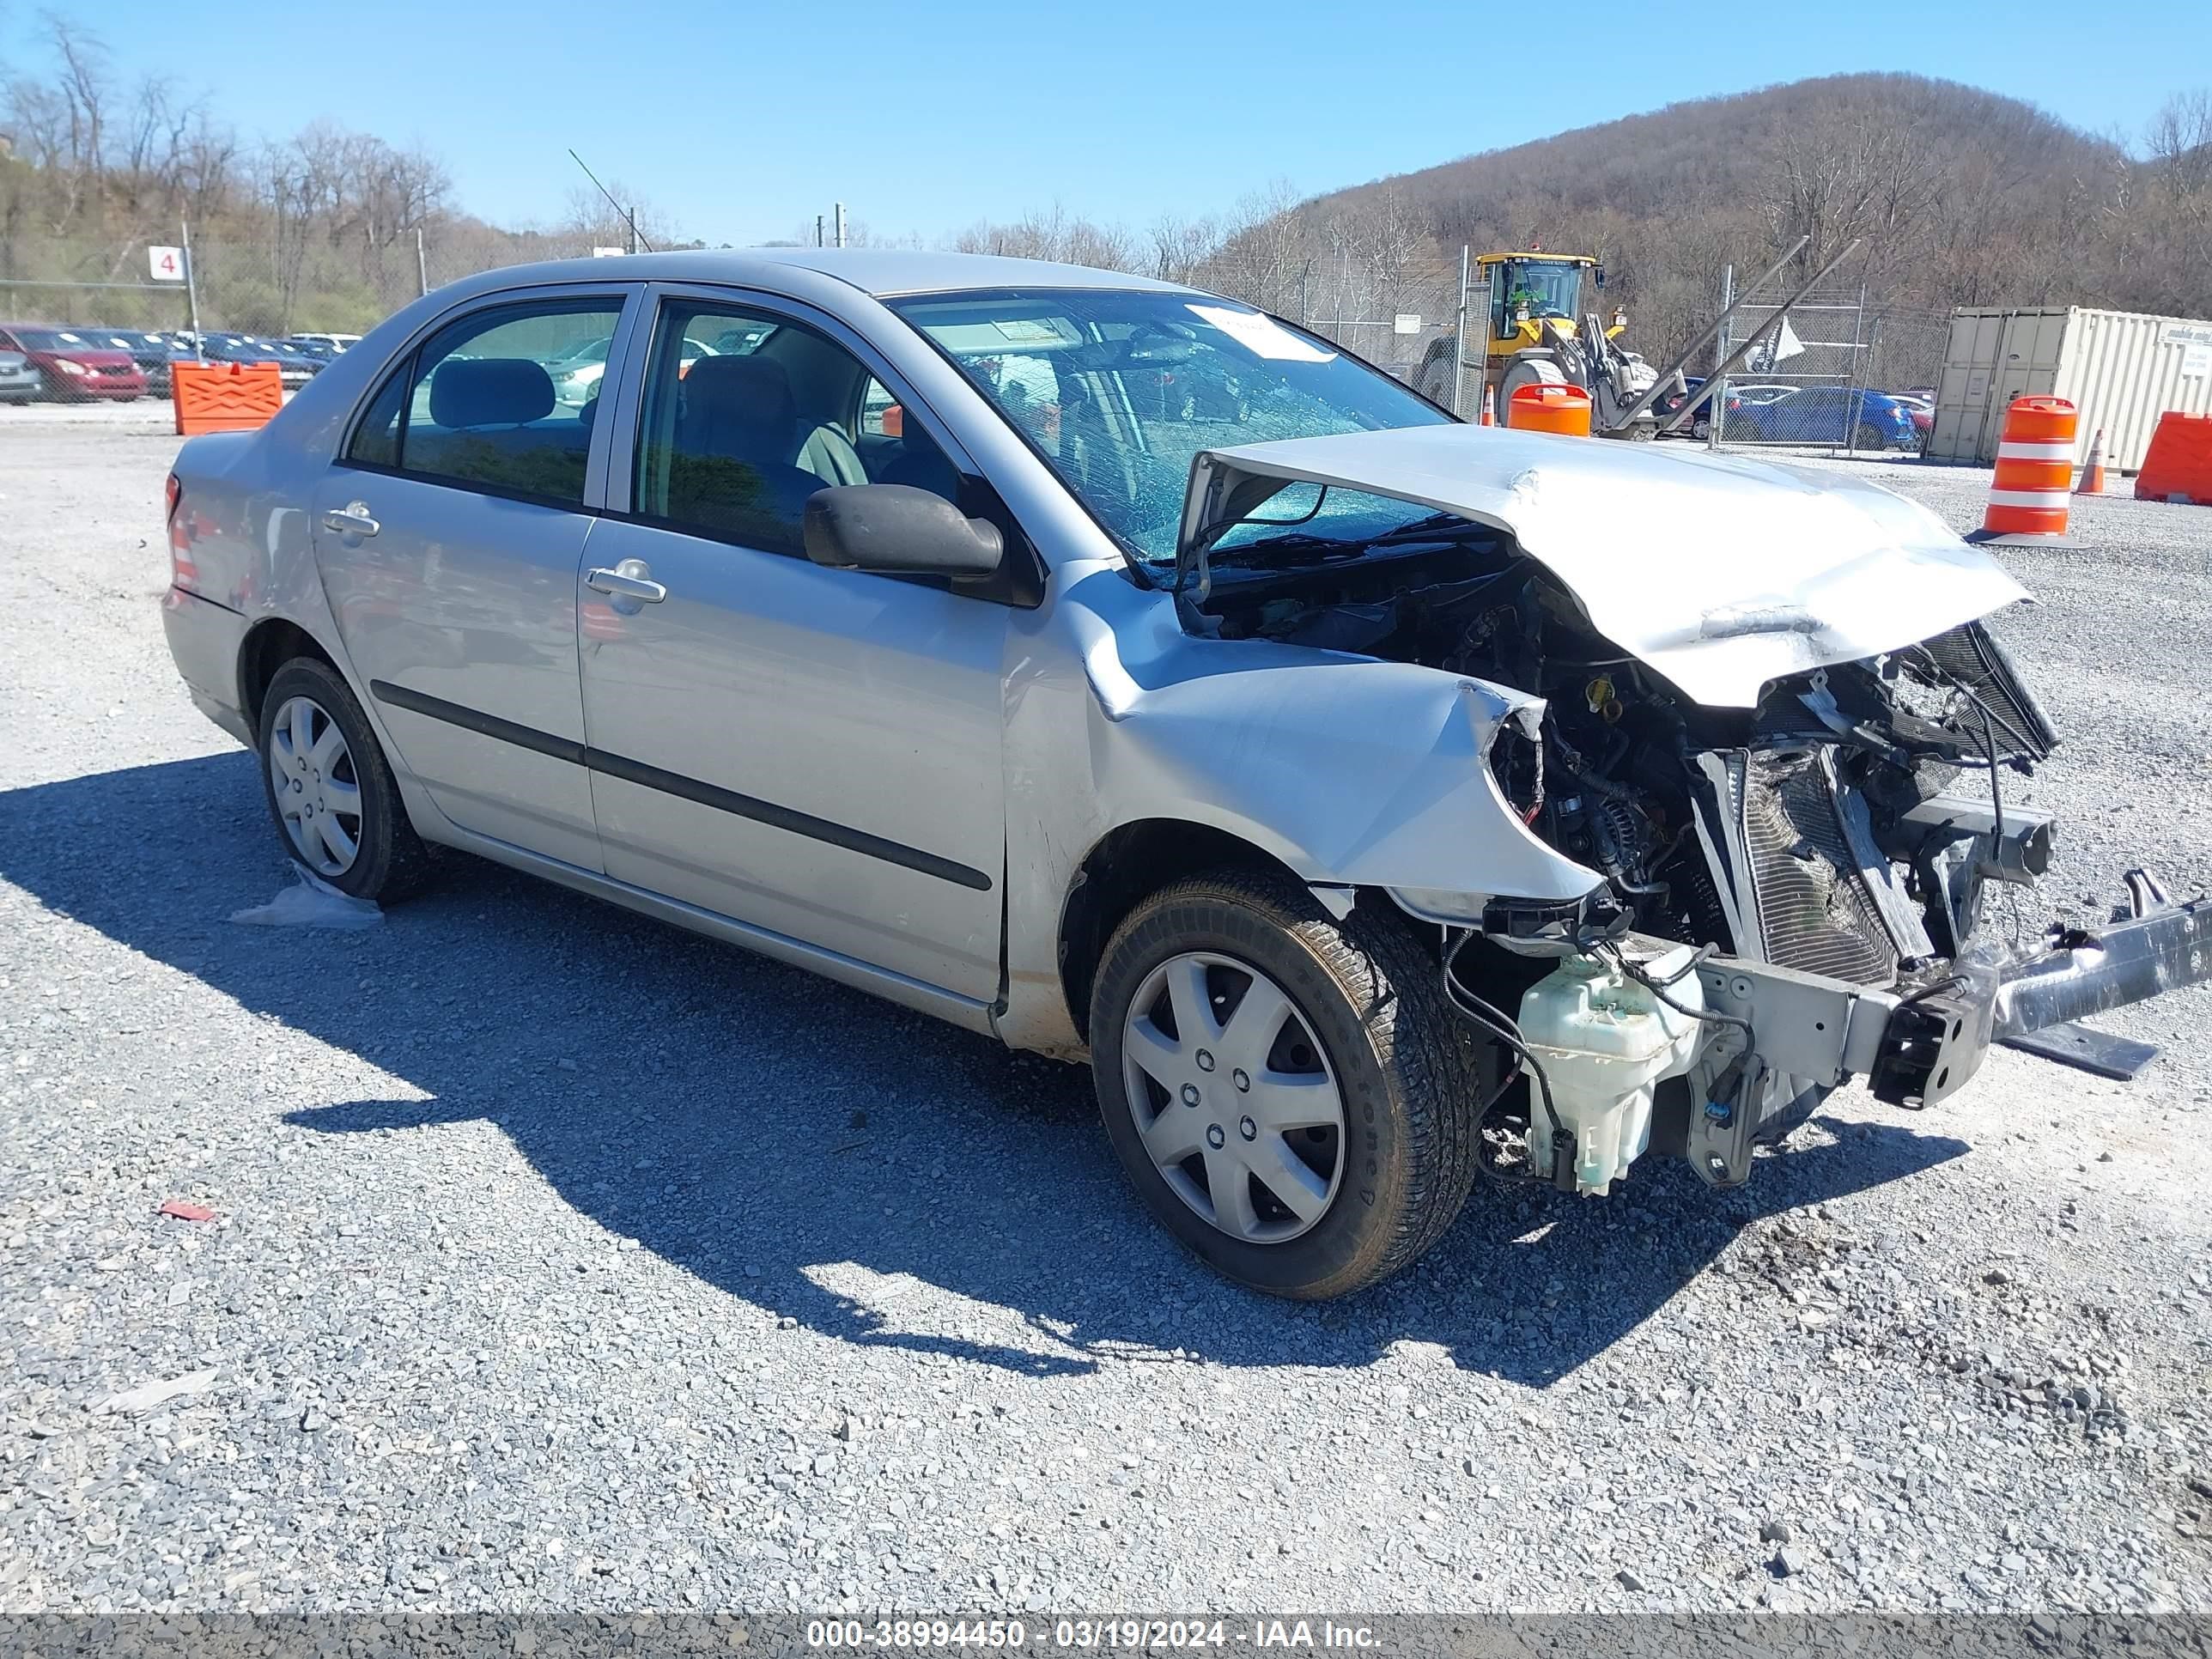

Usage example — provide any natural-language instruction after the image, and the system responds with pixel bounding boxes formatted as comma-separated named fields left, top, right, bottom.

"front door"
left=313, top=289, right=635, bottom=870
left=576, top=292, right=1008, bottom=1000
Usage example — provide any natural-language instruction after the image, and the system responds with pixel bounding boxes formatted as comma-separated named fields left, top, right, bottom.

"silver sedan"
left=160, top=250, right=2211, bottom=1298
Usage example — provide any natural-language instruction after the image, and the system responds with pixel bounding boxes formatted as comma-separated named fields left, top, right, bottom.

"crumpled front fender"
left=1067, top=571, right=1601, bottom=905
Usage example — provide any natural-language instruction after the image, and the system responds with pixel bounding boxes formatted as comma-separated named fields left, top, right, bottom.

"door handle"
left=322, top=501, right=379, bottom=538
left=585, top=560, right=667, bottom=604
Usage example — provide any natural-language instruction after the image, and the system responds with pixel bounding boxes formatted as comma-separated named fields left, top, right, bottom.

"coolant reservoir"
left=1516, top=945, right=1706, bottom=1195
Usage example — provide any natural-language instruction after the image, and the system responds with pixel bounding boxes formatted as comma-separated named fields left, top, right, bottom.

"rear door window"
left=343, top=298, right=625, bottom=506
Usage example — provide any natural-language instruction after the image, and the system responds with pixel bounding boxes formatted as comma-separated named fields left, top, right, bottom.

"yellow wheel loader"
left=1413, top=252, right=1668, bottom=437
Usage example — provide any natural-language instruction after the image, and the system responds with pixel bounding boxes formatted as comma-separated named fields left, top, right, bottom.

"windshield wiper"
left=1216, top=514, right=1492, bottom=568
left=1364, top=513, right=1493, bottom=547
left=1207, top=532, right=1370, bottom=567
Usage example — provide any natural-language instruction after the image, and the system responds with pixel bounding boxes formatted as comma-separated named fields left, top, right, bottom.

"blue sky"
left=36, top=0, right=2212, bottom=243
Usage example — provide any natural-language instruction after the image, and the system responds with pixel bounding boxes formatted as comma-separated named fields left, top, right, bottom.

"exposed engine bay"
left=1198, top=529, right=2058, bottom=996
left=1163, top=428, right=2211, bottom=1206
left=1187, top=526, right=2094, bottom=1194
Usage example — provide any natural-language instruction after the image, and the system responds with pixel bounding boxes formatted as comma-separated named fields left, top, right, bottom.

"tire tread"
left=1093, top=869, right=1486, bottom=1298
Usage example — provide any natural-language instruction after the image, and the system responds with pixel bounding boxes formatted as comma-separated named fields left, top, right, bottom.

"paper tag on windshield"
left=1187, top=305, right=1336, bottom=363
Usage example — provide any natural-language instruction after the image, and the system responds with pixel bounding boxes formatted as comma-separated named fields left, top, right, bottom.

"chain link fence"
left=1297, top=252, right=1462, bottom=385
left=1696, top=269, right=1954, bottom=457
left=2, top=229, right=1957, bottom=433
left=0, top=229, right=629, bottom=400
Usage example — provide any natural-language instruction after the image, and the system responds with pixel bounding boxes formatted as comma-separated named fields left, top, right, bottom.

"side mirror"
left=803, top=483, right=1004, bottom=579
left=1594, top=264, right=1607, bottom=289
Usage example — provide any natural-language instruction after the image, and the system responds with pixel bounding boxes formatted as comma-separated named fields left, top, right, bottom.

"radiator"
left=1742, top=751, right=1899, bottom=987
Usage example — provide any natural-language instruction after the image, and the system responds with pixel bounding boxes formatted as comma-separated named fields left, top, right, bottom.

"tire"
left=1088, top=870, right=1489, bottom=1299
left=1854, top=421, right=1887, bottom=453
left=1415, top=349, right=1456, bottom=408
left=255, top=657, right=434, bottom=902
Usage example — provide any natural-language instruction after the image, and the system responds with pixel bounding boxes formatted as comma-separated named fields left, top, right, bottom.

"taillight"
left=166, top=472, right=197, bottom=591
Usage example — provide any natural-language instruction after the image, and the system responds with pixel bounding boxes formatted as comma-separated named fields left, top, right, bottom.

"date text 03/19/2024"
left=802, top=1620, right=1382, bottom=1650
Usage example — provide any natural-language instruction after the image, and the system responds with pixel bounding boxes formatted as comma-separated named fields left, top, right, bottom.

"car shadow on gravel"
left=2, top=754, right=1970, bottom=1389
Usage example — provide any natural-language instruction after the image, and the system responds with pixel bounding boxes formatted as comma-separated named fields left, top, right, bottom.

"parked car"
left=288, top=331, right=362, bottom=356
left=0, top=347, right=40, bottom=403
left=158, top=250, right=2212, bottom=1299
left=1654, top=375, right=1704, bottom=437
left=192, top=332, right=322, bottom=388
left=543, top=332, right=615, bottom=407
left=0, top=324, right=147, bottom=400
left=1887, top=392, right=1935, bottom=442
left=283, top=336, right=342, bottom=363
left=1724, top=381, right=1799, bottom=407
left=1733, top=386, right=1923, bottom=450
left=1662, top=379, right=1774, bottom=441
left=90, top=329, right=192, bottom=396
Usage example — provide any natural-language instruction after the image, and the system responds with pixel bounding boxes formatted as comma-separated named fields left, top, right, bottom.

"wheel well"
left=1057, top=820, right=1307, bottom=1043
left=238, top=619, right=337, bottom=735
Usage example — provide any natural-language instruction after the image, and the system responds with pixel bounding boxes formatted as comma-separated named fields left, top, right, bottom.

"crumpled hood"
left=1181, top=423, right=2029, bottom=708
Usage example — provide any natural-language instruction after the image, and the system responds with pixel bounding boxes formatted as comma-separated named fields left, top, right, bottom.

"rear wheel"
left=254, top=657, right=434, bottom=902
left=1854, top=420, right=1887, bottom=453
left=1089, top=871, right=1488, bottom=1299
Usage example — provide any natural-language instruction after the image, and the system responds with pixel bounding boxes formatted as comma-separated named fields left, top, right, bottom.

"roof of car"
left=448, top=247, right=1189, bottom=300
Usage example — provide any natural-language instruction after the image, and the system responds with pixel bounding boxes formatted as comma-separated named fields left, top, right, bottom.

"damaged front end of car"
left=1170, top=424, right=2212, bottom=1195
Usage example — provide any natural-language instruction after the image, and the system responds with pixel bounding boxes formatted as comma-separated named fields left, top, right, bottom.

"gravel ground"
left=3, top=430, right=2209, bottom=1619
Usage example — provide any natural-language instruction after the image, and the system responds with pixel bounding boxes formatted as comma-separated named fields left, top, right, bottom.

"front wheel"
left=1089, top=872, right=1488, bottom=1298
left=255, top=657, right=434, bottom=902
left=1854, top=421, right=1887, bottom=453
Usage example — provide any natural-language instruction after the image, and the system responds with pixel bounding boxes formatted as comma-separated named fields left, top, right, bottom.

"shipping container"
left=1927, top=307, right=2212, bottom=471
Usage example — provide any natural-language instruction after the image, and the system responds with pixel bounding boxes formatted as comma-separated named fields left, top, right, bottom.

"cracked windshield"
left=890, top=289, right=1453, bottom=564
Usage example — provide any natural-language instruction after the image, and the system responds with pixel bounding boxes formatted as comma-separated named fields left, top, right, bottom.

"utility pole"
left=416, top=227, right=428, bottom=297
left=834, top=202, right=847, bottom=248
left=627, top=206, right=639, bottom=257
left=1708, top=264, right=1734, bottom=452
left=815, top=215, right=824, bottom=248
left=1451, top=245, right=1471, bottom=419
left=180, top=217, right=204, bottom=360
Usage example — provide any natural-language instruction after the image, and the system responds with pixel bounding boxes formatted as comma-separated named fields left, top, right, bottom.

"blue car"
left=1735, top=386, right=1923, bottom=451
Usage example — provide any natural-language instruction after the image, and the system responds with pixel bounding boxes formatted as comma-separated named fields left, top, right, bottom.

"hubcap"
left=267, top=696, right=362, bottom=878
left=1120, top=951, right=1346, bottom=1245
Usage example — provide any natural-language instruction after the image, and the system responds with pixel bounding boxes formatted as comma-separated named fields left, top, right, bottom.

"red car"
left=0, top=324, right=147, bottom=401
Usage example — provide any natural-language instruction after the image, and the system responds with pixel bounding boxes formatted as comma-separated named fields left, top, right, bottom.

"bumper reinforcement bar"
left=1993, top=893, right=2212, bottom=1037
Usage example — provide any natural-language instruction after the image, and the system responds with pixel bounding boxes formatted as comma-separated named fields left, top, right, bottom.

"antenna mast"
left=567, top=149, right=653, bottom=253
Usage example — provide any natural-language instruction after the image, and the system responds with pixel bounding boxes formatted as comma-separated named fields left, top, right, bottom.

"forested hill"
left=1284, top=74, right=2207, bottom=369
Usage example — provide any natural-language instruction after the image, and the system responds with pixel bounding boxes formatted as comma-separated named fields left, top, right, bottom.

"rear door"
left=313, top=286, right=640, bottom=870
left=575, top=285, right=1014, bottom=1000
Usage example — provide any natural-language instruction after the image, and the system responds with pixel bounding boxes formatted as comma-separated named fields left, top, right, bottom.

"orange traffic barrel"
left=1507, top=383, right=1592, bottom=435
left=172, top=360, right=283, bottom=435
left=1973, top=396, right=2076, bottom=543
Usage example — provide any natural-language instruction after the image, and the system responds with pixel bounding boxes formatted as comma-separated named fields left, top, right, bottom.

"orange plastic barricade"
left=1972, top=395, right=2076, bottom=542
left=2134, top=411, right=2212, bottom=506
left=172, top=361, right=283, bottom=435
left=1506, top=383, right=1592, bottom=435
